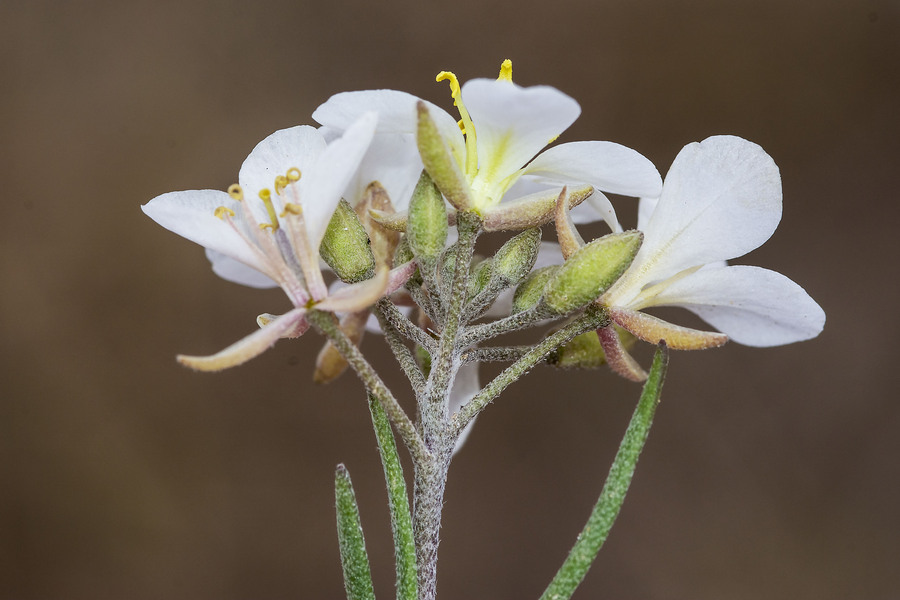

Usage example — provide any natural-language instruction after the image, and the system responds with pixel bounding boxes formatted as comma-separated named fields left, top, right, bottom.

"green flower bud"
left=492, top=227, right=541, bottom=287
left=547, top=330, right=606, bottom=369
left=407, top=170, right=448, bottom=262
left=394, top=235, right=414, bottom=265
left=543, top=231, right=643, bottom=315
left=320, top=199, right=376, bottom=283
left=467, top=257, right=493, bottom=299
left=511, top=265, right=559, bottom=314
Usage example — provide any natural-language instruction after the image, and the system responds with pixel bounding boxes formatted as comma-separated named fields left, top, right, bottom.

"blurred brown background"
left=2, top=1, right=898, bottom=598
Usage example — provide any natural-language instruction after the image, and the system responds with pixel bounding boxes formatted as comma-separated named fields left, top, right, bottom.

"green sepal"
left=416, top=102, right=472, bottom=211
left=368, top=396, right=417, bottom=600
left=320, top=199, right=376, bottom=283
left=334, top=464, right=376, bottom=600
left=543, top=231, right=643, bottom=315
left=540, top=343, right=669, bottom=600
left=407, top=171, right=448, bottom=262
left=511, top=265, right=559, bottom=314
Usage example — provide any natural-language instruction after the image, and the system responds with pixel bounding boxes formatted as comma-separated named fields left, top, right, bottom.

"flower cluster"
left=143, top=60, right=824, bottom=381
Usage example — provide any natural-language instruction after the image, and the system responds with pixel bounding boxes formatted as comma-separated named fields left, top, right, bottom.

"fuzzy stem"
left=452, top=306, right=609, bottom=437
left=307, top=309, right=430, bottom=465
left=414, top=210, right=481, bottom=600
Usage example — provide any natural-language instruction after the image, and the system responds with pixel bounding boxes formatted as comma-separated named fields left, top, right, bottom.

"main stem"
left=413, top=210, right=481, bottom=600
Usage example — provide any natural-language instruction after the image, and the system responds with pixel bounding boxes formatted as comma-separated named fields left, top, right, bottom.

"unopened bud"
left=320, top=199, right=376, bottom=283
left=547, top=330, right=606, bottom=369
left=511, top=265, right=559, bottom=314
left=492, top=228, right=541, bottom=287
left=544, top=231, right=643, bottom=315
left=467, top=257, right=493, bottom=299
left=407, top=171, right=448, bottom=262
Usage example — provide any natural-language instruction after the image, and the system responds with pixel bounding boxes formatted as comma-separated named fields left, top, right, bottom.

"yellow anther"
left=258, top=188, right=280, bottom=231
left=436, top=71, right=462, bottom=104
left=281, top=202, right=303, bottom=216
left=286, top=167, right=301, bottom=182
left=274, top=175, right=289, bottom=195
left=214, top=206, right=235, bottom=220
left=227, top=184, right=244, bottom=201
left=498, top=59, right=513, bottom=82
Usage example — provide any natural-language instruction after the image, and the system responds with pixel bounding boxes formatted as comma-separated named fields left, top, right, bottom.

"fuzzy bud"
left=320, top=199, right=376, bottom=283
left=543, top=231, right=643, bottom=315
left=406, top=171, right=448, bottom=262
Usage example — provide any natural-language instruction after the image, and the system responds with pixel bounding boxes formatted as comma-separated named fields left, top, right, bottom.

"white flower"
left=589, top=135, right=825, bottom=376
left=142, top=113, right=410, bottom=370
left=312, top=60, right=661, bottom=231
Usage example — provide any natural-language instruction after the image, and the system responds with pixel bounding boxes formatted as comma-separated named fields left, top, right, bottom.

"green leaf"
left=369, top=395, right=418, bottom=600
left=540, top=343, right=669, bottom=600
left=334, top=464, right=376, bottom=600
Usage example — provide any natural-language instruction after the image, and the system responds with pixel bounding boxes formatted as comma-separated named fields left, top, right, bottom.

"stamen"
left=281, top=202, right=303, bottom=217
left=497, top=59, right=513, bottom=82
left=274, top=175, right=289, bottom=195
left=214, top=206, right=235, bottom=220
left=436, top=69, right=478, bottom=177
left=258, top=188, right=280, bottom=231
left=227, top=184, right=244, bottom=201
left=286, top=167, right=301, bottom=182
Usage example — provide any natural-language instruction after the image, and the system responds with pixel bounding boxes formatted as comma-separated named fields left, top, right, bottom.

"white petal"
left=206, top=249, right=278, bottom=289
left=177, top=307, right=307, bottom=371
left=450, top=362, right=481, bottom=455
left=524, top=140, right=662, bottom=199
left=300, top=112, right=378, bottom=252
left=313, top=90, right=464, bottom=159
left=464, top=79, right=580, bottom=189
left=239, top=125, right=327, bottom=219
left=633, top=135, right=782, bottom=286
left=636, top=196, right=658, bottom=230
left=142, top=190, right=272, bottom=276
left=342, top=133, right=424, bottom=211
left=647, top=265, right=825, bottom=347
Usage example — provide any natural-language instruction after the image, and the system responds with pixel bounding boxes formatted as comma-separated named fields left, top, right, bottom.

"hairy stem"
left=307, top=309, right=430, bottom=464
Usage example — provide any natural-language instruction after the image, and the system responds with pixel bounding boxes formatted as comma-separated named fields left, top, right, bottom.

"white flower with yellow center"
left=142, top=113, right=411, bottom=371
left=551, top=135, right=825, bottom=379
left=312, top=60, right=661, bottom=231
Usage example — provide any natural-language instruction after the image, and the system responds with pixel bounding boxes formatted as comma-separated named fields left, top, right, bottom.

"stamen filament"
left=437, top=70, right=479, bottom=178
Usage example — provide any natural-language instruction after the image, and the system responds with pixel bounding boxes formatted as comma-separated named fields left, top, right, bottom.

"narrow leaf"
left=540, top=344, right=669, bottom=600
left=334, top=464, right=376, bottom=600
left=369, top=395, right=418, bottom=600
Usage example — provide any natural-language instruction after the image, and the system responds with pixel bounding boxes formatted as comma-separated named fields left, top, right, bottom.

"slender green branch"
left=452, top=307, right=608, bottom=437
left=540, top=344, right=669, bottom=600
left=374, top=301, right=427, bottom=391
left=459, top=305, right=552, bottom=348
left=377, top=298, right=437, bottom=354
left=369, top=395, right=418, bottom=600
left=461, top=345, right=534, bottom=363
left=307, top=309, right=430, bottom=464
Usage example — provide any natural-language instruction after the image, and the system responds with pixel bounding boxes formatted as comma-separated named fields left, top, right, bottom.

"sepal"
left=543, top=231, right=643, bottom=315
left=416, top=101, right=472, bottom=211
